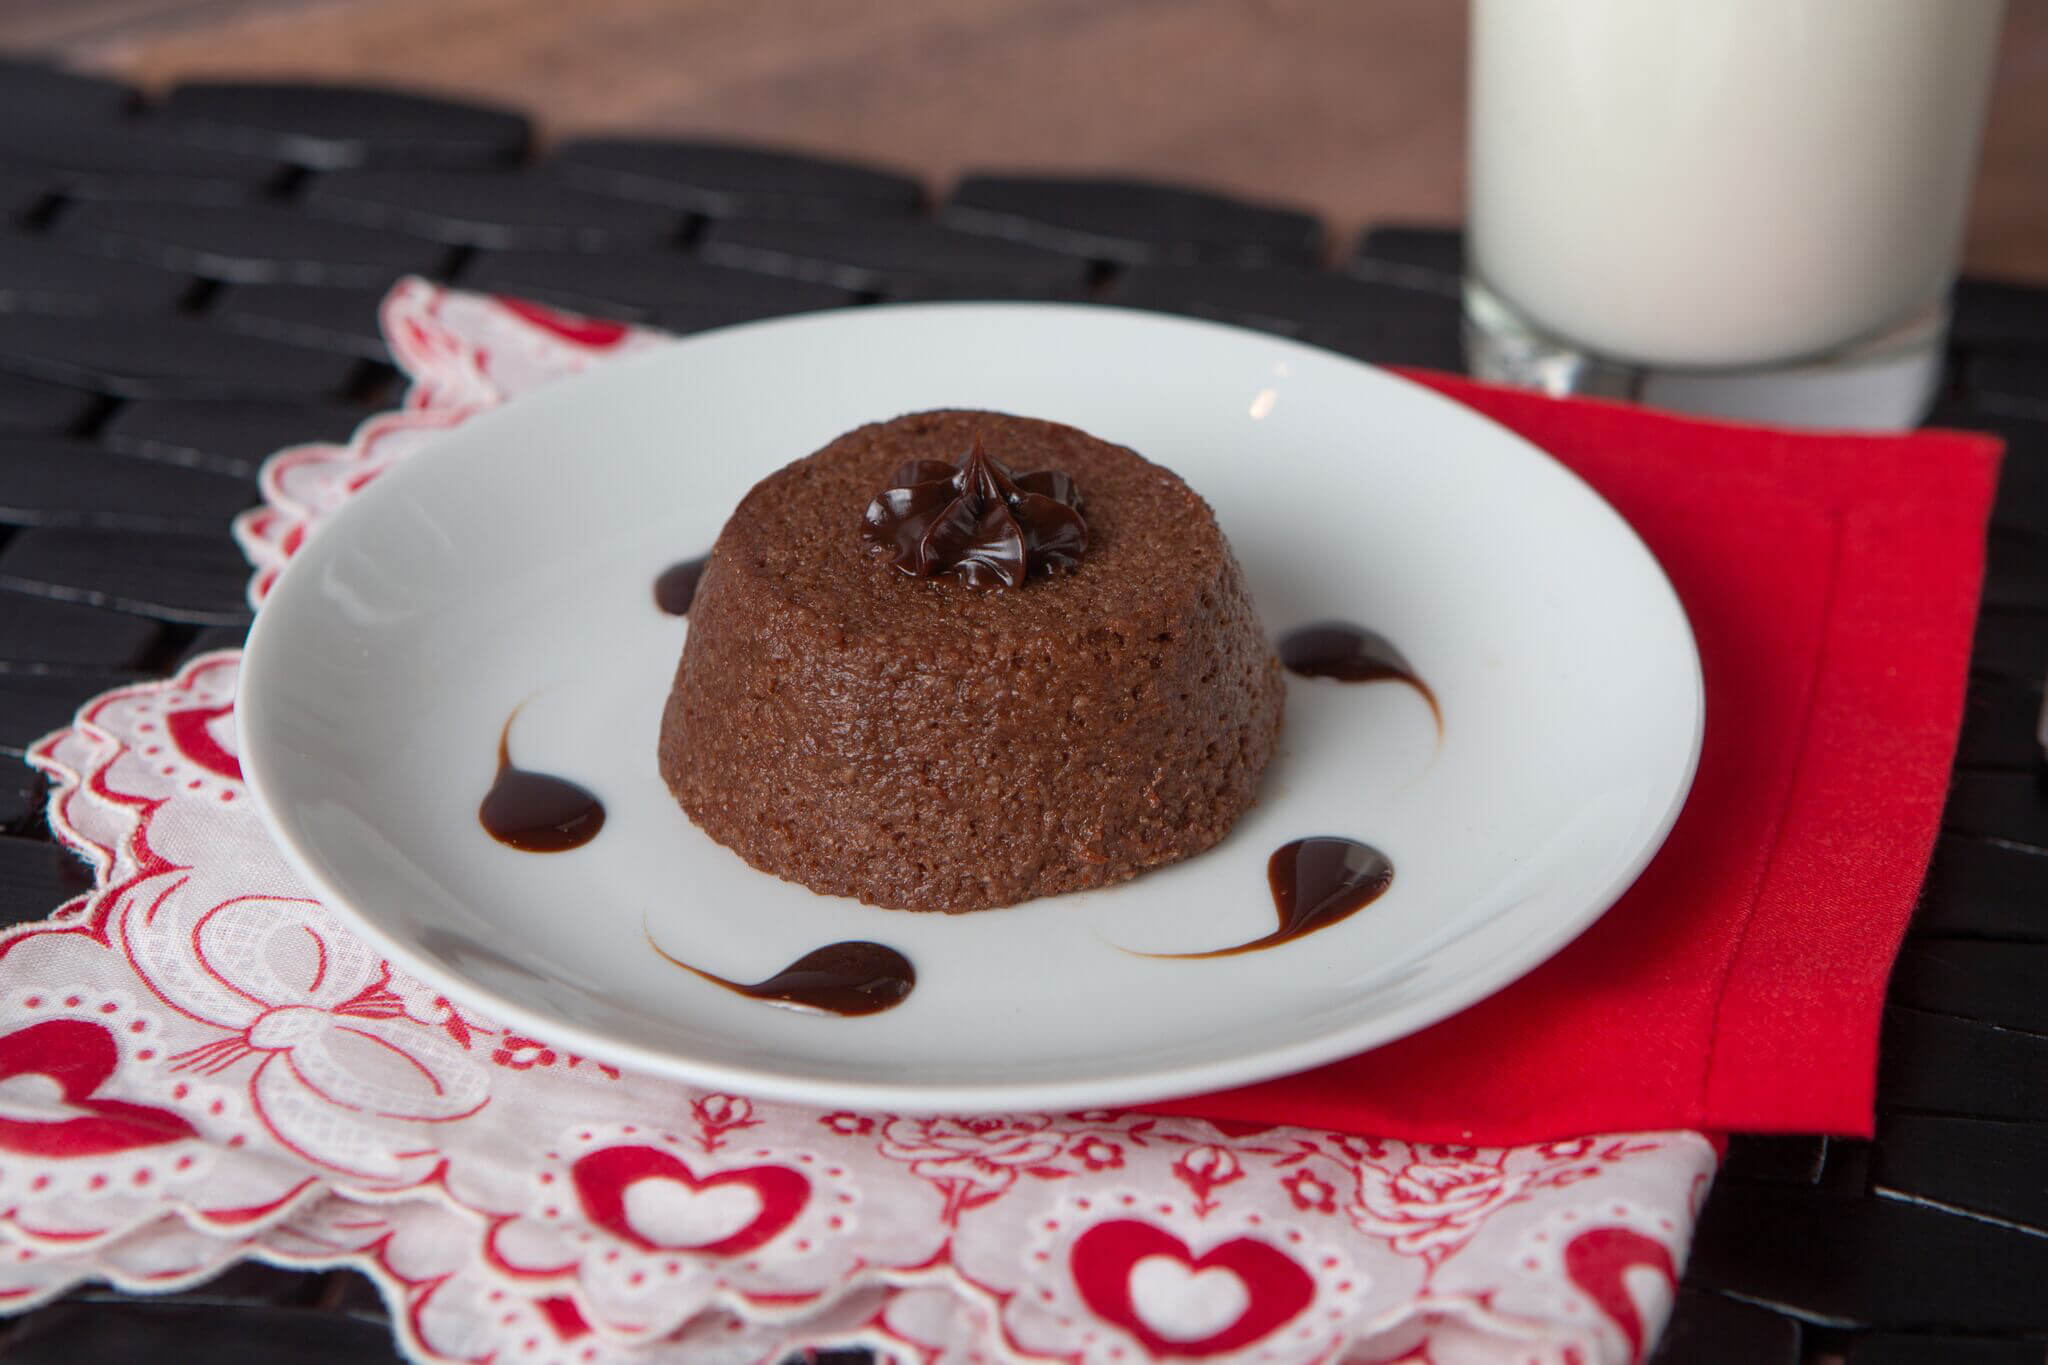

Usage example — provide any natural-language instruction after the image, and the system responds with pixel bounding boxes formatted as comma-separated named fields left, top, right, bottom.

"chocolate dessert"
left=659, top=409, right=1283, bottom=912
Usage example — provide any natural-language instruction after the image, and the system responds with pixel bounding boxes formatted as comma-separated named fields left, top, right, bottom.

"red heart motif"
left=570, top=1145, right=808, bottom=1257
left=164, top=703, right=242, bottom=782
left=0, top=1019, right=196, bottom=1157
left=1070, top=1218, right=1315, bottom=1357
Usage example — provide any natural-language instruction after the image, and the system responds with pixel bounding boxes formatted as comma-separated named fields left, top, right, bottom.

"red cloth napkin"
left=1151, top=376, right=2002, bottom=1146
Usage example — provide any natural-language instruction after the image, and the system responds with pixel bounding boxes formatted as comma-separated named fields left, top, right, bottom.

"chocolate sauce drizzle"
left=653, top=555, right=709, bottom=616
left=478, top=710, right=606, bottom=852
left=860, top=435, right=1088, bottom=589
left=1139, top=837, right=1393, bottom=958
left=648, top=935, right=915, bottom=1016
left=1277, top=622, right=1440, bottom=730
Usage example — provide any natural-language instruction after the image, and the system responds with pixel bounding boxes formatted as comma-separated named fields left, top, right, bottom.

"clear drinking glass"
left=1464, top=0, right=2007, bottom=429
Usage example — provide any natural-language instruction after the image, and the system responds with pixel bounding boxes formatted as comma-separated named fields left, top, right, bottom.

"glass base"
left=1462, top=278, right=1948, bottom=431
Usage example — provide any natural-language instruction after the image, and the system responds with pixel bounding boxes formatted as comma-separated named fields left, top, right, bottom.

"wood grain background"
left=3, top=0, right=2044, bottom=280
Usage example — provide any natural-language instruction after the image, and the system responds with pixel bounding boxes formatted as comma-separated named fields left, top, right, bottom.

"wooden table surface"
left=4, top=0, right=2046, bottom=281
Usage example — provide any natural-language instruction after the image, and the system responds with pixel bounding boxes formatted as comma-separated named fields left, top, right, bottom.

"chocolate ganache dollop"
left=859, top=434, right=1089, bottom=589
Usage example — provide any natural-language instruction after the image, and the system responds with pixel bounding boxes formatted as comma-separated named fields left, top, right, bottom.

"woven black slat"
left=458, top=248, right=854, bottom=331
left=0, top=371, right=99, bottom=435
left=0, top=528, right=253, bottom=625
left=1952, top=278, right=2048, bottom=348
left=0, top=235, right=197, bottom=314
left=1349, top=224, right=1465, bottom=287
left=0, top=590, right=162, bottom=670
left=1970, top=608, right=2048, bottom=682
left=1983, top=529, right=2048, bottom=611
left=179, top=623, right=252, bottom=665
left=0, top=438, right=256, bottom=533
left=52, top=201, right=455, bottom=287
left=1111, top=261, right=1452, bottom=330
left=876, top=275, right=1093, bottom=302
left=1994, top=460, right=2047, bottom=540
left=1107, top=262, right=1464, bottom=368
left=1719, top=1134, right=1828, bottom=1184
left=23, top=173, right=264, bottom=210
left=206, top=284, right=392, bottom=360
left=2, top=1301, right=405, bottom=1365
left=1887, top=941, right=2048, bottom=1031
left=0, top=117, right=288, bottom=197
left=1844, top=1336, right=2047, bottom=1364
left=163, top=82, right=530, bottom=171
left=1916, top=834, right=2048, bottom=940
left=0, top=60, right=135, bottom=124
left=1942, top=772, right=2048, bottom=848
left=0, top=173, right=52, bottom=226
left=0, top=832, right=93, bottom=925
left=550, top=138, right=923, bottom=219
left=0, top=770, right=36, bottom=830
left=1301, top=314, right=1466, bottom=370
left=1878, top=1007, right=2048, bottom=1121
left=314, top=1270, right=389, bottom=1321
left=1963, top=347, right=2048, bottom=420
left=100, top=399, right=367, bottom=478
left=71, top=1262, right=327, bottom=1309
left=304, top=169, right=684, bottom=250
left=0, top=669, right=145, bottom=756
left=1956, top=674, right=2048, bottom=769
left=1817, top=1138, right=1875, bottom=1196
left=699, top=217, right=1092, bottom=294
left=1686, top=1183, right=2048, bottom=1330
left=1873, top=1114, right=2048, bottom=1236
left=942, top=173, right=1321, bottom=265
left=1647, top=1289, right=1801, bottom=1364
left=0, top=314, right=362, bottom=399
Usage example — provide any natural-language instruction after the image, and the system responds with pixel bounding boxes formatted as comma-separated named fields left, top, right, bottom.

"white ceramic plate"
left=240, top=303, right=1702, bottom=1113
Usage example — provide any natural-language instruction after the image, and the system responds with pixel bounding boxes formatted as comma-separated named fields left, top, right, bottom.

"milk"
left=1469, top=0, right=2005, bottom=370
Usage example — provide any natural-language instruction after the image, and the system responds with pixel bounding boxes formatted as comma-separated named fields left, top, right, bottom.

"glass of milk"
left=1464, top=0, right=2006, bottom=429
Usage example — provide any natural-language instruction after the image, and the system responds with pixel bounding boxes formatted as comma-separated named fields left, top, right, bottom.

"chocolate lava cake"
left=659, top=409, right=1283, bottom=912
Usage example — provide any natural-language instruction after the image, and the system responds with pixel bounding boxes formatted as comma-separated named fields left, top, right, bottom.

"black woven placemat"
left=0, top=57, right=2039, bottom=1365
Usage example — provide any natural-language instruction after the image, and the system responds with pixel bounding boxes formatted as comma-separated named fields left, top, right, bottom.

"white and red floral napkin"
left=0, top=281, right=1715, bottom=1364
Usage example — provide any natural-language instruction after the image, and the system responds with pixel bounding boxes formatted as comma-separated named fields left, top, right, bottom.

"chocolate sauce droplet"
left=653, top=555, right=709, bottom=616
left=1277, top=622, right=1440, bottom=729
left=1142, top=837, right=1393, bottom=958
left=649, top=937, right=915, bottom=1016
left=479, top=712, right=605, bottom=852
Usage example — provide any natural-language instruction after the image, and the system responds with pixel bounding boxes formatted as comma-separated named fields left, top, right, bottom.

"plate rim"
left=239, top=299, right=1705, bottom=1113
